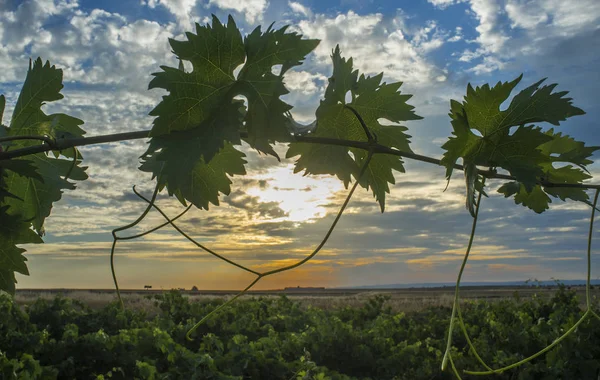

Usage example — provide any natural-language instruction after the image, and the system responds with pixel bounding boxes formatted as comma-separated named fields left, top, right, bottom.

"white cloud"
left=467, top=55, right=504, bottom=74
left=412, top=21, right=447, bottom=53
left=504, top=0, right=600, bottom=35
left=2, top=1, right=598, bottom=289
left=208, top=0, right=268, bottom=24
left=23, top=9, right=176, bottom=90
left=505, top=0, right=549, bottom=30
left=447, top=26, right=463, bottom=42
left=458, top=48, right=481, bottom=62
left=144, top=0, right=199, bottom=30
left=296, top=11, right=446, bottom=85
left=0, top=0, right=79, bottom=81
left=539, top=0, right=600, bottom=35
left=468, top=0, right=508, bottom=54
left=288, top=1, right=311, bottom=17
left=456, top=0, right=600, bottom=75
left=427, top=0, right=466, bottom=9
left=283, top=70, right=327, bottom=95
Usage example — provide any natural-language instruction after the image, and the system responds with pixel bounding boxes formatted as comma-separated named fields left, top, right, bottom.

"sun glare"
left=246, top=164, right=345, bottom=223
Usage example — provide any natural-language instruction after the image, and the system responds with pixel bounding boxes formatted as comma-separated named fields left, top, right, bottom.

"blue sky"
left=1, top=0, right=600, bottom=290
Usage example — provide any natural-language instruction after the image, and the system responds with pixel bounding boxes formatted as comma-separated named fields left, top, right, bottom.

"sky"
left=1, top=0, right=600, bottom=290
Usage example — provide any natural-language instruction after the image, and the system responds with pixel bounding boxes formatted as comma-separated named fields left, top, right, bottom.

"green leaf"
left=501, top=135, right=596, bottom=211
left=148, top=15, right=245, bottom=137
left=497, top=163, right=593, bottom=213
left=498, top=182, right=551, bottom=213
left=4, top=154, right=87, bottom=234
left=0, top=209, right=43, bottom=295
left=140, top=142, right=246, bottom=210
left=9, top=59, right=85, bottom=143
left=0, top=159, right=43, bottom=182
left=148, top=15, right=318, bottom=150
left=287, top=46, right=421, bottom=212
left=493, top=126, right=552, bottom=191
left=541, top=165, right=591, bottom=205
left=145, top=15, right=318, bottom=209
left=538, top=128, right=598, bottom=169
left=543, top=186, right=589, bottom=204
left=2, top=58, right=88, bottom=235
left=144, top=99, right=245, bottom=166
left=442, top=74, right=589, bottom=214
left=0, top=158, right=43, bottom=205
left=503, top=78, right=585, bottom=127
left=237, top=23, right=320, bottom=158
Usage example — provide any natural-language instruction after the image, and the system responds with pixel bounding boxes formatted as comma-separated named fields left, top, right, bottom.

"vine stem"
left=132, top=187, right=260, bottom=276
left=2, top=131, right=600, bottom=190
left=0, top=134, right=56, bottom=146
left=455, top=302, right=493, bottom=372
left=465, top=311, right=591, bottom=375
left=130, top=110, right=379, bottom=339
left=462, top=187, right=600, bottom=376
left=133, top=149, right=376, bottom=339
left=110, top=182, right=161, bottom=309
left=586, top=189, right=599, bottom=308
left=441, top=177, right=486, bottom=371
left=187, top=149, right=375, bottom=339
left=184, top=275, right=261, bottom=341
left=448, top=355, right=463, bottom=380
left=262, top=149, right=375, bottom=277
left=117, top=205, right=193, bottom=241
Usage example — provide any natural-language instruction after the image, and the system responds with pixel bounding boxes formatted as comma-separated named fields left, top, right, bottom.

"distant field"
left=15, top=285, right=600, bottom=313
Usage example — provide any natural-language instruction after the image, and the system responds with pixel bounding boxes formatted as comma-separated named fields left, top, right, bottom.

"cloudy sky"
left=2, top=0, right=600, bottom=290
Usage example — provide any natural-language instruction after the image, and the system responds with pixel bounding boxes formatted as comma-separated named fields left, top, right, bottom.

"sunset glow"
left=3, top=0, right=599, bottom=291
left=246, top=165, right=346, bottom=223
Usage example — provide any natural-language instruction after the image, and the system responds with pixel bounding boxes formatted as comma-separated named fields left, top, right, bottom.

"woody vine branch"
left=2, top=129, right=599, bottom=191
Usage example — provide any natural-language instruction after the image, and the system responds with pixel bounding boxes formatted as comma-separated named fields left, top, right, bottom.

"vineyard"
left=1, top=12, right=600, bottom=379
left=1, top=287, right=599, bottom=379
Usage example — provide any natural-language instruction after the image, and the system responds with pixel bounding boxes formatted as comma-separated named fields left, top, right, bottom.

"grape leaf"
left=144, top=15, right=318, bottom=208
left=140, top=142, right=247, bottom=210
left=0, top=159, right=43, bottom=183
left=146, top=15, right=318, bottom=154
left=441, top=75, right=589, bottom=214
left=148, top=16, right=245, bottom=138
left=236, top=24, right=320, bottom=158
left=9, top=59, right=86, bottom=143
left=497, top=163, right=594, bottom=213
left=144, top=100, right=245, bottom=170
left=2, top=58, right=88, bottom=234
left=287, top=46, right=421, bottom=212
left=0, top=158, right=43, bottom=207
left=0, top=209, right=43, bottom=295
left=4, top=154, right=87, bottom=234
left=497, top=182, right=551, bottom=213
left=542, top=165, right=591, bottom=204
left=496, top=129, right=597, bottom=212
left=538, top=128, right=597, bottom=169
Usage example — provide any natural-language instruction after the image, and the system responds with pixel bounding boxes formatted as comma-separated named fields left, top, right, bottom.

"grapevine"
left=0, top=14, right=599, bottom=378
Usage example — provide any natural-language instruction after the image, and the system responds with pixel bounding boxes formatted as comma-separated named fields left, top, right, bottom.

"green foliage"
left=1, top=290, right=598, bottom=379
left=0, top=58, right=88, bottom=295
left=0, top=14, right=598, bottom=379
left=287, top=46, right=422, bottom=212
left=0, top=211, right=42, bottom=294
left=140, top=142, right=247, bottom=210
left=140, top=15, right=319, bottom=210
left=441, top=75, right=594, bottom=214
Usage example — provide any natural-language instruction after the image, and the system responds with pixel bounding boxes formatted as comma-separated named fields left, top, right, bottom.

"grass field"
left=15, top=285, right=599, bottom=314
